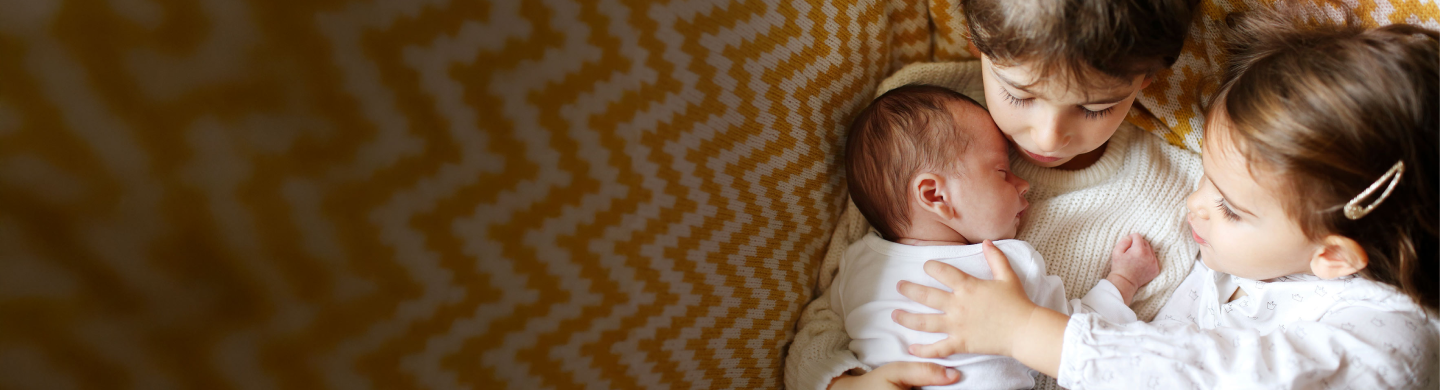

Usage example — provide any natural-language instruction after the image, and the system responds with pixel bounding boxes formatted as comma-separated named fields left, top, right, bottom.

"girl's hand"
left=892, top=240, right=1069, bottom=377
left=891, top=240, right=1037, bottom=357
left=826, top=362, right=960, bottom=390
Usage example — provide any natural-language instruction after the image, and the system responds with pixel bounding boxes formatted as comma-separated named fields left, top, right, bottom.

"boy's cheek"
left=995, top=124, right=1029, bottom=151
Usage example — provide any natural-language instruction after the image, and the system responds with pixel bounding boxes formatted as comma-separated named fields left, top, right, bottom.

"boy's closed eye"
left=1081, top=106, right=1114, bottom=119
left=998, top=87, right=1118, bottom=120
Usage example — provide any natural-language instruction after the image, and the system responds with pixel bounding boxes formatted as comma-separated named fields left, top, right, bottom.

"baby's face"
left=941, top=103, right=1031, bottom=241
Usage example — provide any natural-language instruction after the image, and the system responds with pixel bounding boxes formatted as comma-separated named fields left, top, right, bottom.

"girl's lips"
left=1024, top=149, right=1062, bottom=163
left=1192, top=229, right=1208, bottom=245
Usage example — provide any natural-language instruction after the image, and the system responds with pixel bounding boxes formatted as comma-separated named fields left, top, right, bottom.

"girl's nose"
left=1185, top=188, right=1208, bottom=220
left=1013, top=175, right=1030, bottom=197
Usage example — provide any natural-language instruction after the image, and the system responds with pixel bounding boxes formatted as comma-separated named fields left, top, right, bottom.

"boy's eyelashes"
left=999, top=88, right=1116, bottom=119
left=1082, top=106, right=1114, bottom=119
left=1000, top=88, right=1032, bottom=107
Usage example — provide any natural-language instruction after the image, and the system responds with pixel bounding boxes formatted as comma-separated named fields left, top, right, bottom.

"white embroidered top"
left=1058, top=260, right=1440, bottom=389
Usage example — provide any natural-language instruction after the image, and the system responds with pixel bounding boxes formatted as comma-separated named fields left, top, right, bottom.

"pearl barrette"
left=1343, top=161, right=1405, bottom=220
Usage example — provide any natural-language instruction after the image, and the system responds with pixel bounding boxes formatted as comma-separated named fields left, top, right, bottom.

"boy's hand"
left=891, top=240, right=1040, bottom=358
left=827, top=362, right=960, bottom=390
left=1106, top=233, right=1161, bottom=305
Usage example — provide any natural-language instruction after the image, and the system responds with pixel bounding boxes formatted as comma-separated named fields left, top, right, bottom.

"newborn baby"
left=834, top=84, right=1158, bottom=389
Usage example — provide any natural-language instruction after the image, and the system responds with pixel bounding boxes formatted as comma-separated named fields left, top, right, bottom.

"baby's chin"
left=996, top=226, right=1020, bottom=241
left=970, top=232, right=1017, bottom=243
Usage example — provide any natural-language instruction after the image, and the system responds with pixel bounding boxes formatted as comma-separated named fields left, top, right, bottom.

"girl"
left=892, top=9, right=1439, bottom=388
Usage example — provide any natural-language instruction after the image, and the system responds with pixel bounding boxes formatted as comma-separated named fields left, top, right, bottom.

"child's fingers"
left=922, top=260, right=978, bottom=288
left=896, top=281, right=955, bottom=311
left=892, top=309, right=947, bottom=333
left=908, top=340, right=959, bottom=359
left=873, top=361, right=961, bottom=387
left=980, top=240, right=1019, bottom=282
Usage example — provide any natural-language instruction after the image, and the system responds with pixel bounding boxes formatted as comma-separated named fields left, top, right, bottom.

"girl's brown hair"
left=1212, top=7, right=1439, bottom=311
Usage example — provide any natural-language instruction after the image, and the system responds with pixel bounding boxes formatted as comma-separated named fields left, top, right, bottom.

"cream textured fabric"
left=786, top=61, right=1204, bottom=390
left=1017, top=122, right=1203, bottom=390
left=1011, top=124, right=1203, bottom=320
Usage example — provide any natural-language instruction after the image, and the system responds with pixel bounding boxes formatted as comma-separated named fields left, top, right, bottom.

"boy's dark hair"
left=962, top=0, right=1198, bottom=88
left=846, top=85, right=985, bottom=241
left=1213, top=7, right=1439, bottom=311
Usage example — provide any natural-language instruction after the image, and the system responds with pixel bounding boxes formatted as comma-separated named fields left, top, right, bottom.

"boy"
left=832, top=84, right=1158, bottom=389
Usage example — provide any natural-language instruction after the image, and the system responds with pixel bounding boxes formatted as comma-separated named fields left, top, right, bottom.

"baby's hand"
left=1106, top=233, right=1160, bottom=305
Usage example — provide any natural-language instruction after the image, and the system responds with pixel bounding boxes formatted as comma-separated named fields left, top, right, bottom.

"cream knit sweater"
left=785, top=62, right=1202, bottom=390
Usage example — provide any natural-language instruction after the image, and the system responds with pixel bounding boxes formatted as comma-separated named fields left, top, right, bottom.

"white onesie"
left=830, top=234, right=1136, bottom=390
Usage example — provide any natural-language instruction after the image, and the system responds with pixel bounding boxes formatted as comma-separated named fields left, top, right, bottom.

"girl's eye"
left=1082, top=106, right=1114, bottom=120
left=1214, top=198, right=1241, bottom=222
left=1001, top=89, right=1032, bottom=107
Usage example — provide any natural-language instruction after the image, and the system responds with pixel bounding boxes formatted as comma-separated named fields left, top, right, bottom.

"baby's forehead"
left=939, top=100, right=1008, bottom=161
left=944, top=97, right=988, bottom=117
left=942, top=99, right=998, bottom=134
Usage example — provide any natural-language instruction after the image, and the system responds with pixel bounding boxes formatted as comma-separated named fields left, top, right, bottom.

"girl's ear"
left=1141, top=74, right=1156, bottom=90
left=1309, top=235, right=1369, bottom=279
left=912, top=173, right=954, bottom=219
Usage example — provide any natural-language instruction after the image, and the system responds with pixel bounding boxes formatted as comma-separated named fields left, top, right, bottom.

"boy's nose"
left=1032, top=115, right=1068, bottom=152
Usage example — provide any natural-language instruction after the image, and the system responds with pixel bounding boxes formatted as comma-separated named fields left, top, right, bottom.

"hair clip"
left=1343, top=160, right=1405, bottom=220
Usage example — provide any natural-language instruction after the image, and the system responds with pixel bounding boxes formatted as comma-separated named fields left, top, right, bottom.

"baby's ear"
left=912, top=173, right=954, bottom=219
left=1309, top=235, right=1368, bottom=279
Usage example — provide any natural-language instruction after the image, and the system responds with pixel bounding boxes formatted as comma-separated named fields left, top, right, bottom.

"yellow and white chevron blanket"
left=0, top=0, right=1433, bottom=388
